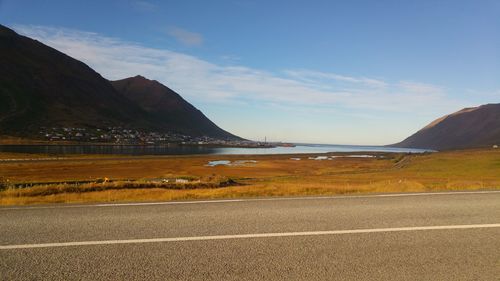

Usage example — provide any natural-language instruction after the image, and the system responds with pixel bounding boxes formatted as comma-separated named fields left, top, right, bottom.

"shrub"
left=0, top=177, right=6, bottom=191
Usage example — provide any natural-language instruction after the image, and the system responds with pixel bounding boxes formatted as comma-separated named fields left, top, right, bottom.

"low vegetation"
left=1, top=176, right=236, bottom=197
left=0, top=149, right=499, bottom=205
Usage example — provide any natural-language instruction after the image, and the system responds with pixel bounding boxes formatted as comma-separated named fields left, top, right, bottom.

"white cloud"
left=166, top=26, right=203, bottom=46
left=284, top=69, right=387, bottom=88
left=13, top=25, right=467, bottom=117
left=220, top=54, right=241, bottom=63
left=132, top=0, right=157, bottom=12
left=398, top=81, right=444, bottom=96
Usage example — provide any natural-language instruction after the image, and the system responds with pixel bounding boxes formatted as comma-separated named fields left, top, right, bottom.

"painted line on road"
left=1, top=190, right=499, bottom=210
left=1, top=223, right=499, bottom=250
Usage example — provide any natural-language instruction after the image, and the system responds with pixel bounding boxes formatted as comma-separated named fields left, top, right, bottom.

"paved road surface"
left=1, top=191, right=499, bottom=280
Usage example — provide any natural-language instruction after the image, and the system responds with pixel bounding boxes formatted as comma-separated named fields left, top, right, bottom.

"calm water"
left=0, top=144, right=432, bottom=155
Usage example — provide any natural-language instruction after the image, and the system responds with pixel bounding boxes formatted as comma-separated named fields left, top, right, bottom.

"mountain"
left=110, top=76, right=240, bottom=139
left=393, top=103, right=500, bottom=150
left=0, top=24, right=240, bottom=140
left=0, top=24, right=151, bottom=134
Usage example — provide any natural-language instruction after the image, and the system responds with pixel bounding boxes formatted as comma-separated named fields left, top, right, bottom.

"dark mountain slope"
left=392, top=103, right=500, bottom=150
left=111, top=76, right=241, bottom=139
left=0, top=24, right=151, bottom=134
left=0, top=24, right=240, bottom=140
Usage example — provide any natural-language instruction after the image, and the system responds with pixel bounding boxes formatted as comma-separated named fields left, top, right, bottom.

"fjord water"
left=0, top=144, right=430, bottom=155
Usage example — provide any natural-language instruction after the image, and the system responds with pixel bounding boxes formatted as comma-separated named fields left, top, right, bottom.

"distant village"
left=38, top=126, right=274, bottom=147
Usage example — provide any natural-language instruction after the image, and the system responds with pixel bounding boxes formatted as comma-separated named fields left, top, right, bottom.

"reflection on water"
left=0, top=144, right=432, bottom=156
left=206, top=160, right=258, bottom=167
left=206, top=160, right=231, bottom=166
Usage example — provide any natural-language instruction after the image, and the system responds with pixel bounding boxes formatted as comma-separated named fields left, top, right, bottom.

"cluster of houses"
left=37, top=126, right=267, bottom=147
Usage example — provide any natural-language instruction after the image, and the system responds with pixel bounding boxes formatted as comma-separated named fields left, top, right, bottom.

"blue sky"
left=1, top=0, right=499, bottom=144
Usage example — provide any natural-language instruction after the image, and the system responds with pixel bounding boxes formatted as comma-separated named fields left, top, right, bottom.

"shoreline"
left=0, top=151, right=395, bottom=161
left=0, top=135, right=273, bottom=147
left=0, top=142, right=276, bottom=148
left=0, top=142, right=433, bottom=157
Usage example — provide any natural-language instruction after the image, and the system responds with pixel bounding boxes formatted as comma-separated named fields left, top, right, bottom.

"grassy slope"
left=0, top=149, right=499, bottom=205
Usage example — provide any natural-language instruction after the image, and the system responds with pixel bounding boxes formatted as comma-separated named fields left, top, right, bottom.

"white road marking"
left=1, top=224, right=499, bottom=250
left=1, top=190, right=499, bottom=210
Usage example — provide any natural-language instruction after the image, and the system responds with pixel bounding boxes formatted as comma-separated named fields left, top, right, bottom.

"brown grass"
left=1, top=149, right=499, bottom=205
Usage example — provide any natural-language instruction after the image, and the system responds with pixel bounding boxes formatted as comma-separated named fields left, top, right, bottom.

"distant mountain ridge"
left=0, top=24, right=240, bottom=140
left=111, top=76, right=240, bottom=139
left=393, top=103, right=500, bottom=150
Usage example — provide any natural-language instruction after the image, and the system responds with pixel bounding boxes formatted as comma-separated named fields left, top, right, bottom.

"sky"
left=1, top=0, right=499, bottom=144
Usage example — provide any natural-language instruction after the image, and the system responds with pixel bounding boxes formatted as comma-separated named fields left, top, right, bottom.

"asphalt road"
left=1, top=191, right=499, bottom=280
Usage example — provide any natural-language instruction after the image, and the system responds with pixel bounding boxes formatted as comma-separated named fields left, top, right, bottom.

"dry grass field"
left=1, top=149, right=499, bottom=205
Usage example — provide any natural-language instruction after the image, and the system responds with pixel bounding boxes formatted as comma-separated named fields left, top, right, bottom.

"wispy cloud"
left=13, top=25, right=467, bottom=117
left=398, top=81, right=444, bottom=96
left=166, top=26, right=203, bottom=46
left=131, top=0, right=157, bottom=12
left=220, top=54, right=241, bottom=63
left=284, top=69, right=387, bottom=88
